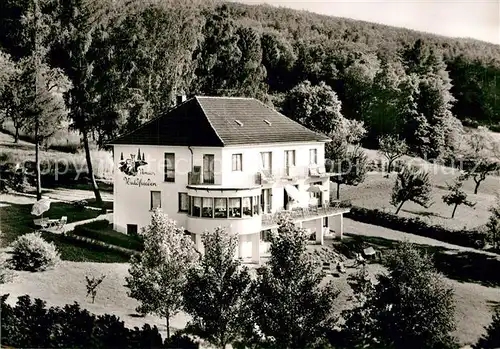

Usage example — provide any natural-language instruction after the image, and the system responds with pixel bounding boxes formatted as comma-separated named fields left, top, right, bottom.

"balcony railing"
left=255, top=166, right=332, bottom=185
left=188, top=172, right=215, bottom=185
left=261, top=200, right=352, bottom=227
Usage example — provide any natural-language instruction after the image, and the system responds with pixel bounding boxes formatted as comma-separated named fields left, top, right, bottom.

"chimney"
left=176, top=95, right=187, bottom=105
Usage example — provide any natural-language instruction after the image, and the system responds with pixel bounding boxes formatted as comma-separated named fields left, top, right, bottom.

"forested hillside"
left=1, top=0, right=499, bottom=156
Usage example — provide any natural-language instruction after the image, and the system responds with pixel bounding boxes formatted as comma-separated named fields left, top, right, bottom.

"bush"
left=0, top=294, right=171, bottom=349
left=73, top=220, right=143, bottom=251
left=9, top=232, right=61, bottom=271
left=345, top=206, right=488, bottom=250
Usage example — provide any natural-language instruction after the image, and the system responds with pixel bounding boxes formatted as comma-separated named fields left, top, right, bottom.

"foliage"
left=9, top=232, right=61, bottom=271
left=342, top=241, right=458, bottom=349
left=485, top=201, right=500, bottom=250
left=242, top=217, right=339, bottom=348
left=183, top=227, right=251, bottom=348
left=442, top=179, right=476, bottom=218
left=281, top=80, right=343, bottom=135
left=85, top=274, right=106, bottom=304
left=345, top=206, right=488, bottom=250
left=328, top=147, right=368, bottom=200
left=391, top=165, right=432, bottom=214
left=378, top=134, right=408, bottom=173
left=474, top=306, right=500, bottom=349
left=0, top=293, right=177, bottom=349
left=0, top=254, right=14, bottom=284
left=459, top=127, right=500, bottom=194
left=125, top=208, right=199, bottom=339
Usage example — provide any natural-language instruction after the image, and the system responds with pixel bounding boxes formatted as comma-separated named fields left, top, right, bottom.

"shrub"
left=474, top=306, right=500, bottom=349
left=9, top=232, right=61, bottom=271
left=73, top=220, right=143, bottom=251
left=345, top=206, right=488, bottom=250
left=0, top=294, right=168, bottom=349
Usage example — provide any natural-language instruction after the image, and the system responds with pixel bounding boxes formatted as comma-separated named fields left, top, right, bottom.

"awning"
left=306, top=184, right=328, bottom=193
left=284, top=184, right=301, bottom=202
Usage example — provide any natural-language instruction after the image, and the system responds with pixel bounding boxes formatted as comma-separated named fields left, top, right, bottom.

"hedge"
left=345, top=206, right=488, bottom=250
left=72, top=220, right=144, bottom=251
left=1, top=294, right=198, bottom=348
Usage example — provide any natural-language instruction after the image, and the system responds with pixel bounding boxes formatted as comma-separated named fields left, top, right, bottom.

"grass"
left=336, top=166, right=498, bottom=231
left=0, top=199, right=128, bottom=263
left=72, top=220, right=143, bottom=251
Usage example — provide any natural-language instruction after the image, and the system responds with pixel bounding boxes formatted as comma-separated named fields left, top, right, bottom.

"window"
left=232, top=154, right=242, bottom=171
left=178, top=193, right=189, bottom=212
left=192, top=197, right=201, bottom=217
left=228, top=198, right=241, bottom=218
left=150, top=191, right=161, bottom=210
left=260, top=152, right=272, bottom=170
left=242, top=197, right=252, bottom=217
left=309, top=149, right=318, bottom=165
left=284, top=150, right=295, bottom=167
left=203, top=154, right=215, bottom=184
left=253, top=195, right=260, bottom=215
left=202, top=197, right=213, bottom=218
left=164, top=153, right=175, bottom=182
left=214, top=198, right=227, bottom=218
left=127, top=224, right=138, bottom=236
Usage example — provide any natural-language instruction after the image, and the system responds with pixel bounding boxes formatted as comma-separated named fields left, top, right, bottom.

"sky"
left=234, top=0, right=500, bottom=45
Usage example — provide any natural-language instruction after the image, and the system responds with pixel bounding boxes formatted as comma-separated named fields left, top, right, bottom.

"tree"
left=391, top=165, right=432, bottom=214
left=243, top=216, right=339, bottom=348
left=459, top=127, right=500, bottom=194
left=474, top=306, right=500, bottom=349
left=485, top=201, right=500, bottom=250
left=125, top=208, right=198, bottom=339
left=343, top=241, right=457, bottom=349
left=183, top=227, right=251, bottom=349
left=441, top=179, right=475, bottom=218
left=378, top=134, right=408, bottom=174
left=51, top=0, right=133, bottom=205
left=327, top=147, right=368, bottom=200
left=281, top=80, right=343, bottom=136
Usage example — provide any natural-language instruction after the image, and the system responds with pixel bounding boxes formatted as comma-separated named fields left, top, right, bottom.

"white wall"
left=113, top=144, right=222, bottom=233
left=221, top=142, right=328, bottom=213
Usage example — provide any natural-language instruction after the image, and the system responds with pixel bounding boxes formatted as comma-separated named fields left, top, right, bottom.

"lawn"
left=72, top=220, right=143, bottom=251
left=336, top=166, right=498, bottom=231
left=0, top=195, right=129, bottom=263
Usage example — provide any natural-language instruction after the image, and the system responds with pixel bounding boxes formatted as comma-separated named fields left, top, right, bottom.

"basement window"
left=235, top=120, right=243, bottom=126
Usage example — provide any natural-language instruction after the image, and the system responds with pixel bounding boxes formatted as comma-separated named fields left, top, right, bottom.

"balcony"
left=188, top=171, right=214, bottom=185
left=261, top=200, right=352, bottom=229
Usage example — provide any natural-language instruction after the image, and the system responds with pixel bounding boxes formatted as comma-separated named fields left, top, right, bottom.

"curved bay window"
left=229, top=198, right=241, bottom=218
left=242, top=197, right=252, bottom=217
left=189, top=195, right=260, bottom=219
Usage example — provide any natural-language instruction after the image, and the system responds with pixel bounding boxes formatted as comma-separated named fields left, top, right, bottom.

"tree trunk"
left=14, top=125, right=19, bottom=143
left=395, top=201, right=405, bottom=215
left=451, top=204, right=458, bottom=218
left=82, top=129, right=102, bottom=205
left=35, top=132, right=42, bottom=200
left=166, top=316, right=170, bottom=340
left=336, top=182, right=340, bottom=200
left=387, top=159, right=393, bottom=173
left=474, top=180, right=481, bottom=195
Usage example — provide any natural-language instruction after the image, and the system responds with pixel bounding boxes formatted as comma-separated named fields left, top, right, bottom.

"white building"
left=109, top=96, right=350, bottom=263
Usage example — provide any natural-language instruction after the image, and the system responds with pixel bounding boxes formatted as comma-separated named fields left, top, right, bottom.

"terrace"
left=261, top=200, right=352, bottom=229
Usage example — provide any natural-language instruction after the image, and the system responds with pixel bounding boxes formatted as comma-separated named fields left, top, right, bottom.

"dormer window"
left=264, top=119, right=272, bottom=126
left=235, top=120, right=243, bottom=126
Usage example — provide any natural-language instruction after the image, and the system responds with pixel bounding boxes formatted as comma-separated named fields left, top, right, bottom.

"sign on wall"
left=119, top=149, right=157, bottom=187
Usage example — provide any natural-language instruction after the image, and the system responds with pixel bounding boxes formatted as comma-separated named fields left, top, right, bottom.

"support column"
left=251, top=233, right=260, bottom=264
left=315, top=218, right=324, bottom=245
left=238, top=235, right=245, bottom=259
left=194, top=233, right=204, bottom=254
left=332, top=214, right=344, bottom=240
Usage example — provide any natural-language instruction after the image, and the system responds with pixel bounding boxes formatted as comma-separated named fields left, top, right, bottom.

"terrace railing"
left=261, top=200, right=352, bottom=227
